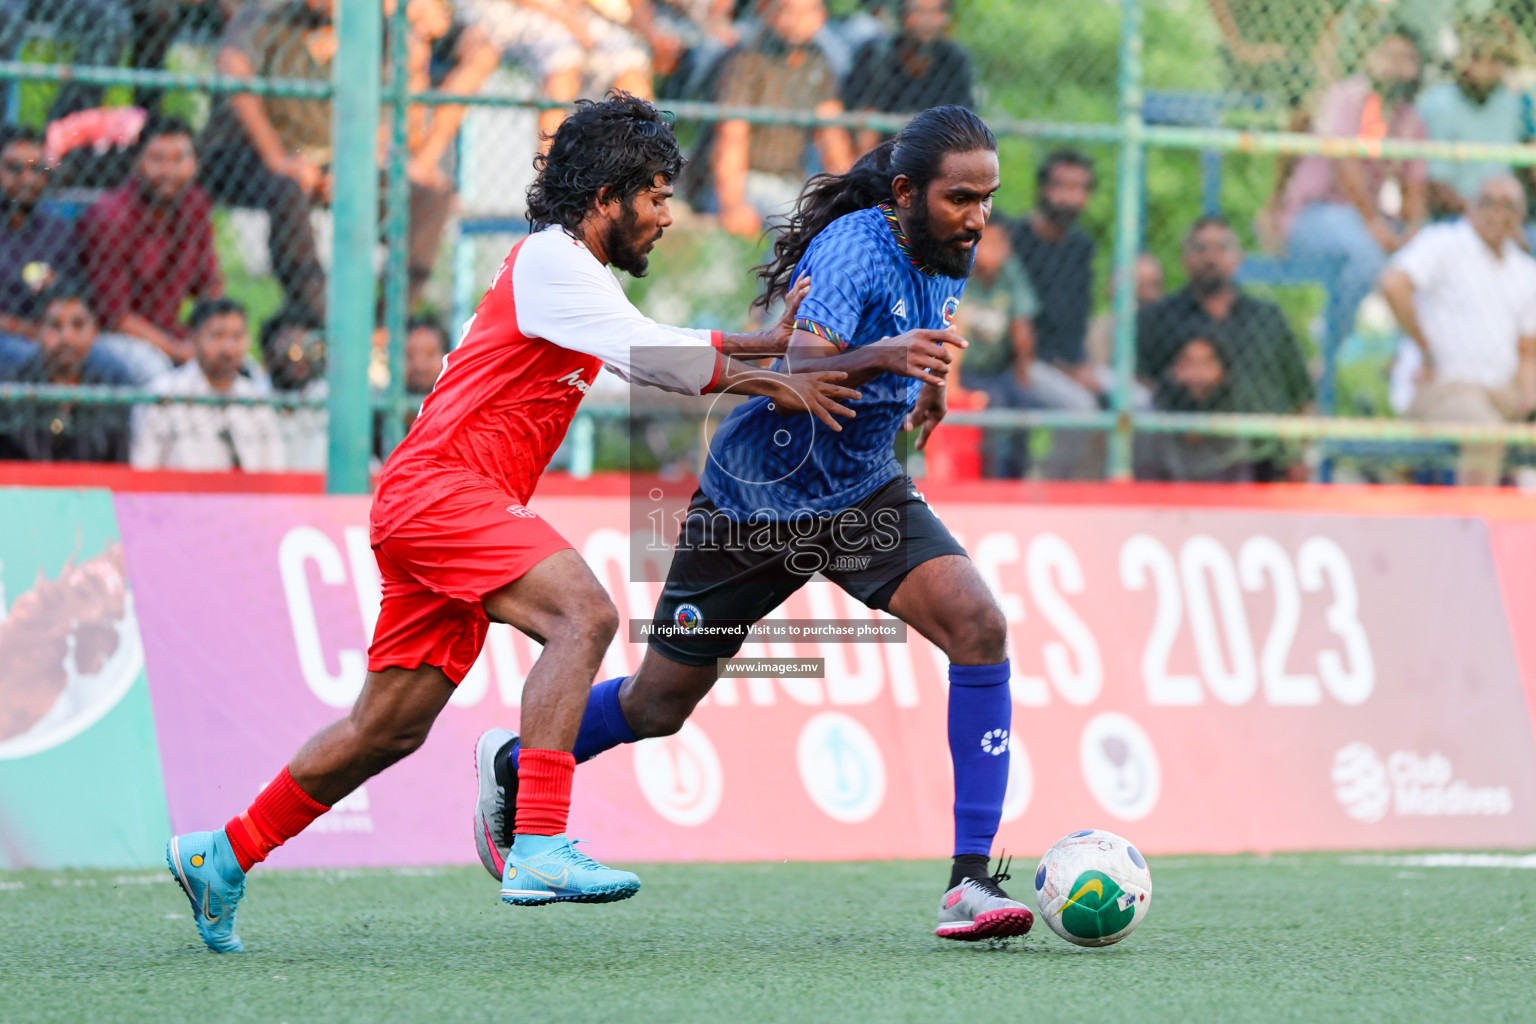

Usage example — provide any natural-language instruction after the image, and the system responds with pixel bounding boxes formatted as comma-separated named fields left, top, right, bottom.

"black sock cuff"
left=949, top=853, right=990, bottom=889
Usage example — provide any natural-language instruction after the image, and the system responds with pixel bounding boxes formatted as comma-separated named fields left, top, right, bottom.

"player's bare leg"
left=883, top=555, right=1033, bottom=940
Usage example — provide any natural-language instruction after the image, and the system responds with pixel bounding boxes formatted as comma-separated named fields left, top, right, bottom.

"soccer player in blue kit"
left=475, top=105, right=1033, bottom=940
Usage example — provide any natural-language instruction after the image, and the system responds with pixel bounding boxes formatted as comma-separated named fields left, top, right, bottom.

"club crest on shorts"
left=505, top=504, right=536, bottom=519
left=674, top=603, right=704, bottom=634
left=942, top=296, right=960, bottom=326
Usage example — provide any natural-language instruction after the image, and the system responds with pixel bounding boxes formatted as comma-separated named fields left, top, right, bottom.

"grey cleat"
left=474, top=728, right=517, bottom=880
left=935, top=859, right=1034, bottom=941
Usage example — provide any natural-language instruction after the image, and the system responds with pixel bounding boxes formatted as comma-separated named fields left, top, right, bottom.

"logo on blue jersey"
left=942, top=296, right=960, bottom=326
left=674, top=603, right=704, bottom=634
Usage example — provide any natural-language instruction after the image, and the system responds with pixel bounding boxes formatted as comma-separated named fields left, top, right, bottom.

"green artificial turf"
left=1, top=855, right=1533, bottom=1023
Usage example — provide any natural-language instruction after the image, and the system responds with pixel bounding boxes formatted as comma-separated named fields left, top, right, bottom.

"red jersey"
left=371, top=225, right=723, bottom=543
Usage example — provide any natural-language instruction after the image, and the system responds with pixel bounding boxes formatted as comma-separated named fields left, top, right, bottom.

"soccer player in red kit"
left=165, top=93, right=858, bottom=953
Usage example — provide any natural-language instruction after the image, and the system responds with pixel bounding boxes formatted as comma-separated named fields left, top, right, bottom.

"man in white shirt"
left=131, top=299, right=287, bottom=472
left=1380, top=175, right=1536, bottom=485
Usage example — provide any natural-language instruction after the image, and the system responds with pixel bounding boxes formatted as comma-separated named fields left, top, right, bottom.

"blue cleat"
left=500, top=834, right=641, bottom=906
left=166, top=830, right=247, bottom=952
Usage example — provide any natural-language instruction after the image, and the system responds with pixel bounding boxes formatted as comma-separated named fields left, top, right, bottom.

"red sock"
left=514, top=748, right=575, bottom=836
left=224, top=766, right=330, bottom=872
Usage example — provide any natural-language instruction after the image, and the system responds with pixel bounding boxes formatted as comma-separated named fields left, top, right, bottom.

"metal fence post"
left=380, top=0, right=413, bottom=456
left=1108, top=0, right=1146, bottom=482
left=326, top=0, right=383, bottom=494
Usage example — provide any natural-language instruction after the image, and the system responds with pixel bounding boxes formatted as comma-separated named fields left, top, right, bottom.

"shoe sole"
left=474, top=729, right=515, bottom=881
left=501, top=882, right=641, bottom=907
left=934, top=907, right=1035, bottom=941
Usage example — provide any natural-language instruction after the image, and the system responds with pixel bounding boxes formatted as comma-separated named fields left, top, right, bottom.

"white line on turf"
left=1343, top=853, right=1536, bottom=869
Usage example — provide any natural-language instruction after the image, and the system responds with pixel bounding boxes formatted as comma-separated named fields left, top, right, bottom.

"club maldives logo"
left=1332, top=743, right=1513, bottom=823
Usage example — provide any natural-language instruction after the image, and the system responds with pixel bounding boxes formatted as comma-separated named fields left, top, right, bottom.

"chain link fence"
left=2, top=0, right=1536, bottom=486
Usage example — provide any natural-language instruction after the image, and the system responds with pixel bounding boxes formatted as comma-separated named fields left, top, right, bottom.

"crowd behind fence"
left=5, top=0, right=1536, bottom=488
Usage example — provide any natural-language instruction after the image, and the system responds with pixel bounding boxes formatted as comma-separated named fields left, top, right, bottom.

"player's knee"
left=944, top=601, right=1009, bottom=664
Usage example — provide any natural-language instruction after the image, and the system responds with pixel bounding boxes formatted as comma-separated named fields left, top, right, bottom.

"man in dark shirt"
left=0, top=128, right=81, bottom=366
left=843, top=0, right=973, bottom=155
left=79, top=116, right=224, bottom=381
left=1137, top=215, right=1314, bottom=478
left=1010, top=149, right=1101, bottom=477
left=0, top=283, right=133, bottom=464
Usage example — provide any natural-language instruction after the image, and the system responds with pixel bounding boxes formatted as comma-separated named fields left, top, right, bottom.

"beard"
left=1187, top=271, right=1228, bottom=298
left=1370, top=74, right=1420, bottom=105
left=907, top=196, right=980, bottom=279
left=1038, top=197, right=1082, bottom=231
left=604, top=201, right=659, bottom=277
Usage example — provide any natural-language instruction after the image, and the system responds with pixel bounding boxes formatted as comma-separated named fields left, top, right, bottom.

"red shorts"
left=367, top=480, right=572, bottom=684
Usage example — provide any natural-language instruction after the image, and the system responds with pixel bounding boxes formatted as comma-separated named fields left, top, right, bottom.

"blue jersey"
left=701, top=204, right=968, bottom=518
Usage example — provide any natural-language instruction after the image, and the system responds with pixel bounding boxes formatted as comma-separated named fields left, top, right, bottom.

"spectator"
left=1139, top=216, right=1312, bottom=479
left=1134, top=334, right=1251, bottom=483
left=843, top=0, right=973, bottom=155
left=463, top=0, right=656, bottom=148
left=0, top=0, right=131, bottom=123
left=199, top=0, right=331, bottom=321
left=128, top=0, right=238, bottom=115
left=711, top=0, right=853, bottom=237
left=1279, top=23, right=1428, bottom=335
left=394, top=0, right=499, bottom=304
left=1380, top=175, right=1536, bottom=487
left=1010, top=149, right=1101, bottom=478
left=131, top=299, right=287, bottom=472
left=79, top=116, right=222, bottom=385
left=0, top=128, right=79, bottom=370
left=950, top=216, right=1038, bottom=478
left=404, top=314, right=450, bottom=396
left=1085, top=251, right=1163, bottom=393
left=650, top=0, right=739, bottom=100
left=1418, top=24, right=1522, bottom=219
left=1140, top=218, right=1312, bottom=412
left=373, top=314, right=449, bottom=457
left=261, top=307, right=328, bottom=472
left=0, top=283, right=132, bottom=464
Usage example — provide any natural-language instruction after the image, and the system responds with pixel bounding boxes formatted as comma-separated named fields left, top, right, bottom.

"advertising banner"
left=0, top=488, right=170, bottom=869
left=113, top=490, right=1536, bottom=867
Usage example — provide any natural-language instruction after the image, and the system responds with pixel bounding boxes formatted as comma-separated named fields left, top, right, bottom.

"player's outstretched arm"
left=781, top=327, right=968, bottom=389
left=715, top=276, right=815, bottom=358
left=711, top=358, right=862, bottom=432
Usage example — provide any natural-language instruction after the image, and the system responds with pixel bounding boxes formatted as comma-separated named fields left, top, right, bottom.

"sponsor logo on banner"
left=1079, top=712, right=1161, bottom=821
left=633, top=722, right=723, bottom=826
left=798, top=712, right=886, bottom=823
left=1332, top=744, right=1513, bottom=822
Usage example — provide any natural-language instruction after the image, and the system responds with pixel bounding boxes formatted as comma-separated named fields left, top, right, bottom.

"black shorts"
left=648, top=475, right=967, bottom=666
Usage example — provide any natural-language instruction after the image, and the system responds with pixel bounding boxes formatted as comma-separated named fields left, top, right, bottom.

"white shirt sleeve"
left=512, top=228, right=722, bottom=395
left=1390, top=224, right=1448, bottom=292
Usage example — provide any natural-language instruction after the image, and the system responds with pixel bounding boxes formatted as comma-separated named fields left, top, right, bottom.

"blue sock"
left=947, top=661, right=1012, bottom=858
left=494, top=676, right=639, bottom=784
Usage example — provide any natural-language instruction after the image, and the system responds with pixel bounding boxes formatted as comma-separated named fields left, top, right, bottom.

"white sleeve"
left=1389, top=226, right=1444, bottom=291
left=512, top=230, right=722, bottom=395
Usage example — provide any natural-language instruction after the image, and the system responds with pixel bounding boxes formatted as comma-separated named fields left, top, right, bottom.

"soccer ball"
left=1033, top=829, right=1152, bottom=947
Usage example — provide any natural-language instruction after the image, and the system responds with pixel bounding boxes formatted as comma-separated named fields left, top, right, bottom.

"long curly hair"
left=526, top=92, right=685, bottom=234
left=753, top=105, right=996, bottom=310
